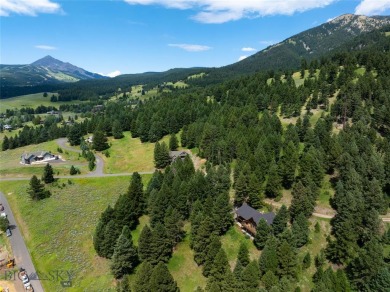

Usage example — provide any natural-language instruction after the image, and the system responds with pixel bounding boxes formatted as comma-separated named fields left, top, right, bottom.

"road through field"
left=0, top=191, right=44, bottom=292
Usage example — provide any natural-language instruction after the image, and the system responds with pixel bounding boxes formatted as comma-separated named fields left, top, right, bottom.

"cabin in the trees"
left=235, top=203, right=275, bottom=236
left=169, top=151, right=188, bottom=162
left=21, top=151, right=58, bottom=165
left=3, top=124, right=12, bottom=131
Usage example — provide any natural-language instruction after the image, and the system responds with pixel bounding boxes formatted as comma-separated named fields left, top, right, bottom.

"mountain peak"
left=31, top=55, right=63, bottom=66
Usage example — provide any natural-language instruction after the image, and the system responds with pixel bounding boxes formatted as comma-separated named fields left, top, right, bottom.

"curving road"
left=56, top=138, right=105, bottom=176
left=0, top=191, right=44, bottom=292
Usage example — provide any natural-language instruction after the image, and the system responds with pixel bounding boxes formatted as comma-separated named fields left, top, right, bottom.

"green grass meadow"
left=0, top=140, right=88, bottom=178
left=0, top=92, right=82, bottom=112
left=0, top=175, right=151, bottom=291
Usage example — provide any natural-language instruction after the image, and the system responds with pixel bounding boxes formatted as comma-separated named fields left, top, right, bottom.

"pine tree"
left=209, top=248, right=229, bottom=283
left=203, top=236, right=222, bottom=277
left=259, top=236, right=279, bottom=276
left=302, top=252, right=311, bottom=269
left=265, top=161, right=282, bottom=198
left=289, top=180, right=314, bottom=219
left=133, top=261, right=153, bottom=292
left=112, top=120, right=124, bottom=139
left=278, top=141, right=298, bottom=189
left=114, top=193, right=138, bottom=230
left=42, top=163, right=54, bottom=184
left=101, top=220, right=120, bottom=258
left=169, top=133, right=179, bottom=151
left=149, top=262, right=179, bottom=292
left=272, top=205, right=289, bottom=236
left=291, top=212, right=309, bottom=248
left=193, top=216, right=217, bottom=265
left=2, top=136, right=9, bottom=151
left=27, top=175, right=51, bottom=200
left=94, top=205, right=114, bottom=257
left=67, top=125, right=83, bottom=146
left=261, top=270, right=278, bottom=290
left=212, top=193, right=233, bottom=235
left=150, top=223, right=171, bottom=264
left=234, top=172, right=247, bottom=206
left=70, top=165, right=77, bottom=175
left=247, top=174, right=263, bottom=208
left=138, top=225, right=153, bottom=262
left=92, top=130, right=109, bottom=151
left=110, top=226, right=139, bottom=278
left=237, top=242, right=250, bottom=267
left=277, top=239, right=297, bottom=279
left=254, top=218, right=271, bottom=250
left=241, top=261, right=260, bottom=291
left=164, top=207, right=184, bottom=247
left=128, top=172, right=145, bottom=217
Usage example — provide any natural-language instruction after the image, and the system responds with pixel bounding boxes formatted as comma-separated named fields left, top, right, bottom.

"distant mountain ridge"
left=0, top=55, right=105, bottom=86
left=220, top=14, right=390, bottom=76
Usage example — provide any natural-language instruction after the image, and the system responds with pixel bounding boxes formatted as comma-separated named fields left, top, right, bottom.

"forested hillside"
left=86, top=30, right=390, bottom=291
left=2, top=18, right=390, bottom=292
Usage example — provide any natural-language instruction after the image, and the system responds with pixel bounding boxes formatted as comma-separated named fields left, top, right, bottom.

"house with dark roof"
left=235, top=203, right=275, bottom=236
left=169, top=151, right=188, bottom=162
left=21, top=151, right=57, bottom=165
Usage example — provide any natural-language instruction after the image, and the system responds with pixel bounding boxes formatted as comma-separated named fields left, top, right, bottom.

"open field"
left=102, top=132, right=169, bottom=173
left=0, top=93, right=83, bottom=112
left=0, top=140, right=88, bottom=178
left=168, top=223, right=207, bottom=292
left=0, top=175, right=151, bottom=291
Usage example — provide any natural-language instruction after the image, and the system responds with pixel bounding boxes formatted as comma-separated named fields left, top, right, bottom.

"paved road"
left=56, top=138, right=105, bottom=176
left=0, top=191, right=44, bottom=292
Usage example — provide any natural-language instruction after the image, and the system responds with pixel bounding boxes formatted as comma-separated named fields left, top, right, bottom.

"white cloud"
left=35, top=45, right=57, bottom=50
left=355, top=0, right=390, bottom=15
left=104, top=70, right=121, bottom=78
left=168, top=43, right=211, bottom=52
left=124, top=0, right=337, bottom=23
left=241, top=47, right=256, bottom=52
left=0, top=0, right=61, bottom=16
left=238, top=55, right=248, bottom=61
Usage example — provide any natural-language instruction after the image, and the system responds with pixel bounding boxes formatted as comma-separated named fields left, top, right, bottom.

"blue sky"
left=1, top=0, right=390, bottom=76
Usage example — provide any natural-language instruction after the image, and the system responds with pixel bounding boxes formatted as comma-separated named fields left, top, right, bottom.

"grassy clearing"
left=103, top=132, right=169, bottom=173
left=317, top=175, right=334, bottom=209
left=221, top=225, right=261, bottom=268
left=0, top=140, right=88, bottom=178
left=385, top=31, right=390, bottom=37
left=0, top=93, right=81, bottom=112
left=0, top=175, right=151, bottom=291
left=187, top=73, right=206, bottom=79
left=168, top=223, right=207, bottom=292
left=298, top=217, right=331, bottom=291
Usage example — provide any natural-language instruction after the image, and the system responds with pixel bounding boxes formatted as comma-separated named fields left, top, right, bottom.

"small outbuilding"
left=169, top=151, right=188, bottom=162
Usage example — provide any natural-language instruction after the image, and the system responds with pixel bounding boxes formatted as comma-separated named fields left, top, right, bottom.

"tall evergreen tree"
left=27, top=175, right=51, bottom=200
left=209, top=248, right=229, bottom=284
left=94, top=205, right=114, bottom=257
left=133, top=261, right=153, bottom=292
left=42, top=163, right=54, bottom=184
left=169, top=133, right=179, bottom=151
left=259, top=236, right=279, bottom=276
left=112, top=120, right=124, bottom=139
left=92, top=130, right=109, bottom=151
left=110, top=226, right=139, bottom=279
left=101, top=220, right=120, bottom=258
left=241, top=260, right=260, bottom=292
left=291, top=212, right=309, bottom=248
left=254, top=218, right=271, bottom=250
left=138, top=225, right=154, bottom=262
left=212, top=193, right=233, bottom=235
left=128, top=172, right=145, bottom=217
left=247, top=174, right=263, bottom=208
left=237, top=242, right=250, bottom=267
left=265, top=161, right=282, bottom=198
left=234, top=172, right=247, bottom=206
left=278, top=141, right=298, bottom=189
left=2, top=136, right=9, bottom=151
left=272, top=205, right=289, bottom=236
left=203, top=235, right=222, bottom=277
left=277, top=239, right=297, bottom=279
left=149, top=262, right=179, bottom=292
